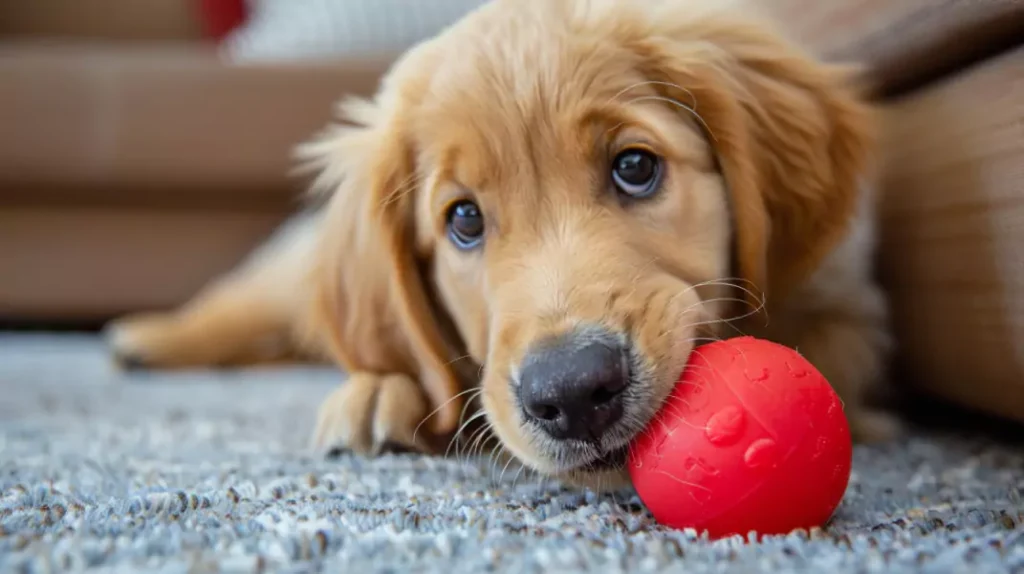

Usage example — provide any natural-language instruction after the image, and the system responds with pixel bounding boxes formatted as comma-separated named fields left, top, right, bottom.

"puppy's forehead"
left=412, top=19, right=646, bottom=191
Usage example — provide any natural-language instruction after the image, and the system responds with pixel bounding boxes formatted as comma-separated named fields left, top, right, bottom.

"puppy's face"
left=409, top=6, right=736, bottom=487
left=308, top=0, right=873, bottom=489
left=425, top=107, right=732, bottom=485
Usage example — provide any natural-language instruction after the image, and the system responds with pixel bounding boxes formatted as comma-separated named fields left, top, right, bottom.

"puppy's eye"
left=446, top=200, right=485, bottom=249
left=611, top=149, right=661, bottom=198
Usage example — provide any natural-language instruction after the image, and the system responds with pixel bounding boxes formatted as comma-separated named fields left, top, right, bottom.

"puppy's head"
left=304, top=0, right=875, bottom=487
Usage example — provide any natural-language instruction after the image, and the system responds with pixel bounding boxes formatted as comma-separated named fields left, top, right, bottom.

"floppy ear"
left=634, top=12, right=877, bottom=308
left=296, top=96, right=463, bottom=435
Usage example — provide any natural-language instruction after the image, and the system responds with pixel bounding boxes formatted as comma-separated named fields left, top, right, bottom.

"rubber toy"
left=628, top=336, right=852, bottom=539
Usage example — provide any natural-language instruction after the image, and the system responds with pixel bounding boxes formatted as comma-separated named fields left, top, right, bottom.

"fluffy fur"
left=107, top=0, right=899, bottom=489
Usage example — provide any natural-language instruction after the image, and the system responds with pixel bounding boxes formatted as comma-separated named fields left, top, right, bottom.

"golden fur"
left=107, top=0, right=899, bottom=489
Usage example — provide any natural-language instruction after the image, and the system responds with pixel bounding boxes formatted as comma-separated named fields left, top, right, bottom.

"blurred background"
left=0, top=0, right=1022, bottom=426
left=0, top=0, right=486, bottom=331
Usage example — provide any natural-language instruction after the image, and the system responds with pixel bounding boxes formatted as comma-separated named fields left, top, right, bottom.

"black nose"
left=517, top=333, right=629, bottom=442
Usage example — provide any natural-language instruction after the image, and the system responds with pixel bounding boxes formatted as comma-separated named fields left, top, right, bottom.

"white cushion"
left=223, top=0, right=487, bottom=62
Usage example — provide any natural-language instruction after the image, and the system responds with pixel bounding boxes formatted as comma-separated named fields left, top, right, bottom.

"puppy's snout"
left=517, top=332, right=629, bottom=442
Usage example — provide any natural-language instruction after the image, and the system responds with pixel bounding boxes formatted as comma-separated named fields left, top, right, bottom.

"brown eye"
left=612, top=149, right=661, bottom=198
left=446, top=200, right=485, bottom=249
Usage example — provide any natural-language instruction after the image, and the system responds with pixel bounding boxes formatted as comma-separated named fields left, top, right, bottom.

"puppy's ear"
left=635, top=12, right=877, bottom=308
left=296, top=96, right=462, bottom=435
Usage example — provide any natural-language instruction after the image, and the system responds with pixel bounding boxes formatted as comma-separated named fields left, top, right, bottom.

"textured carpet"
left=1, top=333, right=1022, bottom=573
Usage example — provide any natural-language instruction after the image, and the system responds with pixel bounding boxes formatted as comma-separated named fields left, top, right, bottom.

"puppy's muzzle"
left=517, top=329, right=629, bottom=443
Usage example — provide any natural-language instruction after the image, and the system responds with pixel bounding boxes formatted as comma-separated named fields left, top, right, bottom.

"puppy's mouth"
left=550, top=417, right=645, bottom=475
left=578, top=444, right=630, bottom=472
left=541, top=439, right=633, bottom=478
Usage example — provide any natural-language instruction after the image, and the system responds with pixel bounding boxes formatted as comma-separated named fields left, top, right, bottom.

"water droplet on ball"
left=744, top=438, right=779, bottom=469
left=704, top=406, right=746, bottom=446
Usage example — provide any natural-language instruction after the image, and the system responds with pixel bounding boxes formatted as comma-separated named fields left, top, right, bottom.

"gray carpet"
left=1, top=333, right=1022, bottom=573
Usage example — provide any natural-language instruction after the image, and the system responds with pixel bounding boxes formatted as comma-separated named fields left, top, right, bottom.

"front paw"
left=105, top=313, right=179, bottom=369
left=312, top=373, right=435, bottom=456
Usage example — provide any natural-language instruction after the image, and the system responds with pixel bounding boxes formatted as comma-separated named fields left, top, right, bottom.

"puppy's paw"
left=848, top=407, right=905, bottom=444
left=104, top=313, right=181, bottom=369
left=312, top=373, right=433, bottom=457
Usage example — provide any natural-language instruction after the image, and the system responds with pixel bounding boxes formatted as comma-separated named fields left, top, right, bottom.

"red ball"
left=628, top=336, right=852, bottom=539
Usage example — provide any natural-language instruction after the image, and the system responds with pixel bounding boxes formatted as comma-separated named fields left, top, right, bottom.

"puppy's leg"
left=106, top=276, right=297, bottom=368
left=106, top=214, right=322, bottom=369
left=312, top=372, right=437, bottom=455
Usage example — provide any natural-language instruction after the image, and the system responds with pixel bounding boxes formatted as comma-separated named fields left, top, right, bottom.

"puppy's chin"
left=559, top=465, right=633, bottom=492
left=495, top=432, right=635, bottom=491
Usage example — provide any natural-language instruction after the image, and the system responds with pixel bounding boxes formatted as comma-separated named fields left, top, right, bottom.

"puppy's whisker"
left=684, top=300, right=765, bottom=332
left=671, top=277, right=769, bottom=338
left=498, top=454, right=517, bottom=484
left=478, top=427, right=502, bottom=476
left=413, top=386, right=483, bottom=445
left=678, top=295, right=761, bottom=321
left=707, top=280, right=769, bottom=324
left=443, top=353, right=474, bottom=367
left=465, top=419, right=496, bottom=462
left=654, top=469, right=712, bottom=492
left=680, top=276, right=764, bottom=298
left=658, top=402, right=707, bottom=432
left=511, top=461, right=529, bottom=490
left=377, top=171, right=423, bottom=210
left=457, top=414, right=491, bottom=461
left=608, top=80, right=698, bottom=110
left=679, top=277, right=767, bottom=312
left=465, top=428, right=486, bottom=462
left=607, top=80, right=658, bottom=104
left=455, top=388, right=483, bottom=433
left=481, top=427, right=501, bottom=472
left=446, top=409, right=488, bottom=460
left=488, top=441, right=508, bottom=481
left=623, top=95, right=716, bottom=141
left=470, top=428, right=495, bottom=464
left=655, top=333, right=723, bottom=347
left=666, top=281, right=764, bottom=336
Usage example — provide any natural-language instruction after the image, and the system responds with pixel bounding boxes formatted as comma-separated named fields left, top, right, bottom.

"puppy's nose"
left=517, top=333, right=629, bottom=442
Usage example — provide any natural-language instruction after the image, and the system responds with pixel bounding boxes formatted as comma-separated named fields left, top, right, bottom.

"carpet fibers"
left=1, top=334, right=1022, bottom=573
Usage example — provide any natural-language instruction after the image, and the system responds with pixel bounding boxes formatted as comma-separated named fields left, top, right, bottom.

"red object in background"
left=197, top=0, right=248, bottom=41
left=628, top=337, right=852, bottom=539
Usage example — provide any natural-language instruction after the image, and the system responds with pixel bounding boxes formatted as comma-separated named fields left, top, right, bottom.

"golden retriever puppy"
left=108, top=0, right=899, bottom=488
